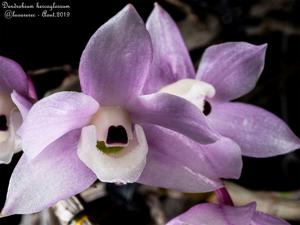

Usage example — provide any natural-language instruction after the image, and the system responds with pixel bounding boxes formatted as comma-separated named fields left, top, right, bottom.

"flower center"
left=106, top=125, right=128, bottom=144
left=91, top=107, right=133, bottom=154
left=159, top=79, right=215, bottom=114
left=0, top=115, right=8, bottom=131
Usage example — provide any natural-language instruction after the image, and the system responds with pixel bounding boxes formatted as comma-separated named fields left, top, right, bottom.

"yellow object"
left=74, top=215, right=90, bottom=225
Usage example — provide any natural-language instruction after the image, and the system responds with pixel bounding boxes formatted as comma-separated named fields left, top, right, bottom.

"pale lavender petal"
left=10, top=109, right=22, bottom=153
left=79, top=4, right=152, bottom=106
left=252, top=211, right=291, bottom=225
left=77, top=125, right=148, bottom=184
left=196, top=42, right=267, bottom=101
left=143, top=3, right=194, bottom=94
left=11, top=90, right=32, bottom=119
left=167, top=203, right=256, bottom=225
left=27, top=76, right=37, bottom=100
left=0, top=56, right=28, bottom=96
left=128, top=93, right=219, bottom=144
left=202, top=136, right=242, bottom=179
left=139, top=125, right=241, bottom=192
left=1, top=130, right=97, bottom=216
left=21, top=91, right=99, bottom=159
left=208, top=102, right=300, bottom=157
left=0, top=139, right=15, bottom=164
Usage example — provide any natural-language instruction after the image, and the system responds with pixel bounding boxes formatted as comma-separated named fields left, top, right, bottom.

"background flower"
left=166, top=202, right=290, bottom=225
left=0, top=57, right=35, bottom=164
left=143, top=4, right=300, bottom=158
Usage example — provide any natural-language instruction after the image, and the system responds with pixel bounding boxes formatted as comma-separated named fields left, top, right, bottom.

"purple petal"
left=21, top=92, right=99, bottom=159
left=252, top=211, right=291, bottom=225
left=166, top=203, right=256, bottom=225
left=1, top=130, right=97, bottom=216
left=139, top=125, right=242, bottom=192
left=11, top=90, right=32, bottom=119
left=27, top=76, right=37, bottom=100
left=143, top=3, right=194, bottom=94
left=79, top=4, right=152, bottom=106
left=196, top=42, right=267, bottom=101
left=208, top=102, right=300, bottom=157
left=0, top=56, right=28, bottom=96
left=201, top=136, right=242, bottom=179
left=128, top=93, right=219, bottom=144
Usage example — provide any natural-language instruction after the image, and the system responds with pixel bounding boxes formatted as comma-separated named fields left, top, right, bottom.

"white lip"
left=91, top=106, right=133, bottom=147
left=77, top=124, right=148, bottom=183
left=159, top=79, right=216, bottom=111
left=0, top=131, right=9, bottom=142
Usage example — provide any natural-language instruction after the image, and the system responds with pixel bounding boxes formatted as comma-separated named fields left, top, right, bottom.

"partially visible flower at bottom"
left=166, top=202, right=290, bottom=225
left=0, top=56, right=36, bottom=164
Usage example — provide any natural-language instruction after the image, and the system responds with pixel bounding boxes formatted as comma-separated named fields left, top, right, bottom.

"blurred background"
left=1, top=0, right=300, bottom=224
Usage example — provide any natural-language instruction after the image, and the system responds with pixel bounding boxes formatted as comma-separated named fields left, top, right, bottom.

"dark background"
left=1, top=0, right=300, bottom=224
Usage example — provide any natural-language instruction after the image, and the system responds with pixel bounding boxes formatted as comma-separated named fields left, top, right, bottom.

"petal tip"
left=153, top=2, right=163, bottom=11
left=0, top=206, right=10, bottom=218
left=257, top=43, right=268, bottom=55
left=121, top=3, right=140, bottom=20
left=260, top=43, right=268, bottom=49
left=124, top=3, right=135, bottom=12
left=151, top=2, right=168, bottom=19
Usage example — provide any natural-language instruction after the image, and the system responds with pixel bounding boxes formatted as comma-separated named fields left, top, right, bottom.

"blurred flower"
left=144, top=3, right=300, bottom=158
left=166, top=202, right=290, bottom=225
left=0, top=56, right=35, bottom=164
left=1, top=5, right=243, bottom=216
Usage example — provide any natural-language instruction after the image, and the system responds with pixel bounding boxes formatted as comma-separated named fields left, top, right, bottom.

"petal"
left=128, top=92, right=219, bottom=144
left=139, top=125, right=241, bottom=192
left=143, top=3, right=194, bottom=94
left=0, top=140, right=14, bottom=164
left=11, top=90, right=32, bottom=119
left=1, top=130, right=97, bottom=216
left=77, top=124, right=148, bottom=183
left=166, top=203, right=256, bottom=225
left=21, top=91, right=99, bottom=159
left=10, top=109, right=22, bottom=153
left=27, top=76, right=37, bottom=100
left=208, top=102, right=300, bottom=157
left=0, top=109, right=22, bottom=164
left=0, top=56, right=28, bottom=96
left=196, top=42, right=267, bottom=101
left=79, top=4, right=152, bottom=106
left=201, top=136, right=242, bottom=179
left=252, top=211, right=291, bottom=225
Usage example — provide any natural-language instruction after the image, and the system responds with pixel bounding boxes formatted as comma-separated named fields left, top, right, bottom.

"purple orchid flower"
left=167, top=187, right=290, bottom=225
left=143, top=4, right=300, bottom=157
left=166, top=202, right=290, bottom=225
left=1, top=5, right=243, bottom=216
left=0, top=56, right=35, bottom=164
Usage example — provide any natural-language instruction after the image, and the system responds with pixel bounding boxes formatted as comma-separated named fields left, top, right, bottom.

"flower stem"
left=214, top=187, right=234, bottom=206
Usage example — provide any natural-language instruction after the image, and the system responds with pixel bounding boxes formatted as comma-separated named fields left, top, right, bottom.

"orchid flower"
left=1, top=5, right=244, bottom=216
left=166, top=202, right=290, bottom=225
left=144, top=4, right=300, bottom=157
left=167, top=187, right=290, bottom=225
left=0, top=56, right=35, bottom=164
